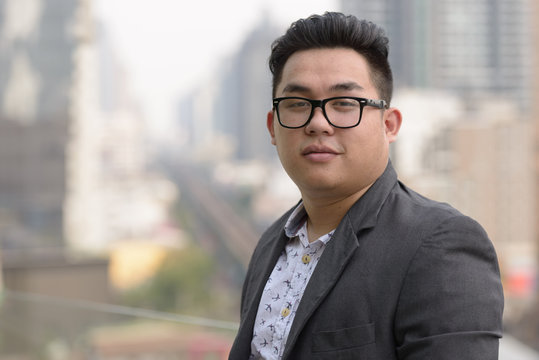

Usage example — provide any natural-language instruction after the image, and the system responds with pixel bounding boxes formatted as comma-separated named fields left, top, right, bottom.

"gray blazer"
left=229, top=162, right=504, bottom=359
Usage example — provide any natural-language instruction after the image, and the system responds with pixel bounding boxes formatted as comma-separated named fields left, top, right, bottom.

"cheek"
left=276, top=135, right=305, bottom=172
left=274, top=133, right=294, bottom=160
left=345, top=124, right=386, bottom=158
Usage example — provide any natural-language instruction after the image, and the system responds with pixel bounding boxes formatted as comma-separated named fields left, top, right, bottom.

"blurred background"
left=0, top=0, right=538, bottom=359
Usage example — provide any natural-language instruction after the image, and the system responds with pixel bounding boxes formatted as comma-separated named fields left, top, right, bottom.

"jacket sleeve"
left=229, top=247, right=260, bottom=359
left=394, top=215, right=504, bottom=360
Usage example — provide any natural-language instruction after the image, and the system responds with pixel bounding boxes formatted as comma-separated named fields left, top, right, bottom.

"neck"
left=302, top=186, right=371, bottom=242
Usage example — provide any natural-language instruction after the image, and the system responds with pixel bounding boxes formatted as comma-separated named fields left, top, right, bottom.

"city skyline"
left=0, top=0, right=537, bottom=356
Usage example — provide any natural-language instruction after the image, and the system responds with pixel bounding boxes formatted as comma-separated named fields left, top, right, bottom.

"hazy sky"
left=95, top=0, right=339, bottom=136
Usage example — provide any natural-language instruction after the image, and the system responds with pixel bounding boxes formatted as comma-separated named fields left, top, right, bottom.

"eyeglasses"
left=272, top=96, right=387, bottom=129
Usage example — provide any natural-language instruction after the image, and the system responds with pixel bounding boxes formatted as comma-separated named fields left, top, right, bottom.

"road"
left=171, top=163, right=261, bottom=273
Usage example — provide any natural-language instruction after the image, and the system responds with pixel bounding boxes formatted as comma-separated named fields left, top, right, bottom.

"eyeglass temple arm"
left=366, top=99, right=388, bottom=109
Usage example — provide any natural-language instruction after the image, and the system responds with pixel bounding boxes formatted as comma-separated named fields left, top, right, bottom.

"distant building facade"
left=0, top=0, right=81, bottom=247
left=533, top=0, right=539, bottom=273
left=178, top=18, right=279, bottom=162
left=341, top=0, right=534, bottom=111
left=0, top=0, right=178, bottom=253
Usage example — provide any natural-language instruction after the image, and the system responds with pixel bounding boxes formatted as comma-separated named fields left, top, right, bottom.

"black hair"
left=269, top=12, right=393, bottom=104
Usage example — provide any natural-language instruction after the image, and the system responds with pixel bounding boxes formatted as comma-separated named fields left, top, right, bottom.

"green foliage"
left=123, top=245, right=216, bottom=315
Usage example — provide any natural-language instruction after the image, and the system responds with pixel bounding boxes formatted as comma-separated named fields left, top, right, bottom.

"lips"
left=302, top=144, right=338, bottom=155
left=301, top=144, right=340, bottom=162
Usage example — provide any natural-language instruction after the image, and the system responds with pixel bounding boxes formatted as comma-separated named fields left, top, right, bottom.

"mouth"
left=301, top=144, right=340, bottom=162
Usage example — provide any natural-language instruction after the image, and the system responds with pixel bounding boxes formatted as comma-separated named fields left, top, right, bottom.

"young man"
left=229, top=12, right=503, bottom=360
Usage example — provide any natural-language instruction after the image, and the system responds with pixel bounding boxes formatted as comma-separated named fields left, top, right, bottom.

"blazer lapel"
left=282, top=217, right=360, bottom=359
left=233, top=229, right=288, bottom=355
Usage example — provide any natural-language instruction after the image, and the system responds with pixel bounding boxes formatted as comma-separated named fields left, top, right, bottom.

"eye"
left=328, top=98, right=360, bottom=111
left=281, top=99, right=311, bottom=111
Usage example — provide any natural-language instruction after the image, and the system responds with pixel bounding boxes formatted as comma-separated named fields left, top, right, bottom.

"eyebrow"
left=281, top=82, right=365, bottom=95
left=330, top=82, right=364, bottom=92
left=281, top=83, right=309, bottom=94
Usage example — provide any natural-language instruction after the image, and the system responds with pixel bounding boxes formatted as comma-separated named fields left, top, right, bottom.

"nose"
left=304, top=106, right=334, bottom=135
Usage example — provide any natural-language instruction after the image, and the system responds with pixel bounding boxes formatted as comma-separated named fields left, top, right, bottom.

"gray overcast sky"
left=95, top=0, right=339, bottom=136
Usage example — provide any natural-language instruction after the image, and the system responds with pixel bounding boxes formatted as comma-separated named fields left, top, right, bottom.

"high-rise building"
left=533, top=0, right=539, bottom=292
left=178, top=17, right=280, bottom=162
left=213, top=17, right=279, bottom=161
left=0, top=0, right=83, bottom=247
left=341, top=0, right=534, bottom=111
left=1, top=0, right=178, bottom=254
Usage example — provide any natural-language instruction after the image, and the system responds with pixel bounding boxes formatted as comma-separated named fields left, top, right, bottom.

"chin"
left=299, top=179, right=342, bottom=196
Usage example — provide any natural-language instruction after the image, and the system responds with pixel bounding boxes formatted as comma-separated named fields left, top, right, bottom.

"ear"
left=267, top=110, right=277, bottom=145
left=383, top=107, right=402, bottom=144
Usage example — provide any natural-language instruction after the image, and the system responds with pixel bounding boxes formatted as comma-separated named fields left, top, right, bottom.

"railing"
left=2, top=289, right=539, bottom=359
left=0, top=289, right=238, bottom=359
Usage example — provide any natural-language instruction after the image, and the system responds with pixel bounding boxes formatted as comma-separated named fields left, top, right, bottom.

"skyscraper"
left=214, top=17, right=279, bottom=161
left=0, top=0, right=99, bottom=248
left=533, top=0, right=539, bottom=286
left=180, top=16, right=279, bottom=162
left=341, top=0, right=533, bottom=111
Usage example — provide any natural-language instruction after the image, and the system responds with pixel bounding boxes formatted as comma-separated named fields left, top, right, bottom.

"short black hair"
left=269, top=12, right=393, bottom=104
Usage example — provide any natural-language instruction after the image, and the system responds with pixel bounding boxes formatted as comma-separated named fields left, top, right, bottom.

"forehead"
left=277, top=47, right=374, bottom=95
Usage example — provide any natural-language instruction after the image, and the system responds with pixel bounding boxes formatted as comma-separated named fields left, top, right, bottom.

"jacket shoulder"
left=387, top=181, right=465, bottom=229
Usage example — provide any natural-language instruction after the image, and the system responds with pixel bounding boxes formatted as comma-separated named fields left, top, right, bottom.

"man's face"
left=267, top=47, right=401, bottom=202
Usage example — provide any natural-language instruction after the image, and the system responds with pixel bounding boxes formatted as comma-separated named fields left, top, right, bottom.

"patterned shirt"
left=250, top=203, right=335, bottom=359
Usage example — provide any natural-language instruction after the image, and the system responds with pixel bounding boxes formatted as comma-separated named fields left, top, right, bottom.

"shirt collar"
left=284, top=201, right=308, bottom=238
left=283, top=202, right=335, bottom=246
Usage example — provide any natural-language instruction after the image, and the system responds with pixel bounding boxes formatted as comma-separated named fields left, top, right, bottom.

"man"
left=229, top=12, right=503, bottom=360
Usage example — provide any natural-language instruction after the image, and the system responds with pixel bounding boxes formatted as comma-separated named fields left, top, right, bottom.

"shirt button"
left=281, top=307, right=291, bottom=317
left=302, top=254, right=311, bottom=264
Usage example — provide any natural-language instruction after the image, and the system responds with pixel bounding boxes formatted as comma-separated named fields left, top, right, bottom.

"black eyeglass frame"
left=272, top=96, right=388, bottom=129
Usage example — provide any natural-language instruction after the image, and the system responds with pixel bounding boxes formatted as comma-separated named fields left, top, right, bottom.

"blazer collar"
left=346, top=160, right=399, bottom=232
